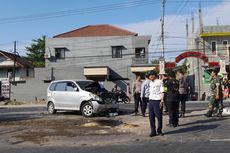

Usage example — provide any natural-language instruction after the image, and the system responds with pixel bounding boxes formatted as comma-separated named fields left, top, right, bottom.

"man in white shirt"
left=148, top=70, right=164, bottom=137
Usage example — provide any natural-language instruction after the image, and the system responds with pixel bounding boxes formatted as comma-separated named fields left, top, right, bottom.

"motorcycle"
left=112, top=90, right=130, bottom=104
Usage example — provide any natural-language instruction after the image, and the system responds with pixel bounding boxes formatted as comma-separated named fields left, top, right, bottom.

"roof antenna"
left=199, top=3, right=203, bottom=34
left=191, top=12, right=194, bottom=34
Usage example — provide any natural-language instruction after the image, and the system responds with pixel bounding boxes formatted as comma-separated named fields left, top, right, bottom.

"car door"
left=52, top=82, right=68, bottom=109
left=65, top=81, right=82, bottom=110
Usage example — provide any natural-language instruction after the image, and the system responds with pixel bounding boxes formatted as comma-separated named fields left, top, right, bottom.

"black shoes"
left=149, top=131, right=164, bottom=137
left=149, top=132, right=157, bottom=137
left=205, top=110, right=212, bottom=117
left=166, top=123, right=179, bottom=127
left=173, top=124, right=179, bottom=127
left=166, top=124, right=174, bottom=127
left=157, top=132, right=164, bottom=136
left=179, top=114, right=185, bottom=118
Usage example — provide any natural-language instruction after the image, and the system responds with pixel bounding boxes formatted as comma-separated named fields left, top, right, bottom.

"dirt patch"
left=121, top=123, right=139, bottom=129
left=2, top=118, right=131, bottom=144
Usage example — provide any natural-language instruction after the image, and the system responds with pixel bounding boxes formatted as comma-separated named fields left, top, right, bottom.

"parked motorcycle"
left=112, top=90, right=130, bottom=104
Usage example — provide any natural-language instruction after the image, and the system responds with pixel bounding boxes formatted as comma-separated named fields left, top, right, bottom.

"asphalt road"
left=1, top=101, right=230, bottom=153
left=1, top=101, right=227, bottom=122
left=1, top=141, right=230, bottom=153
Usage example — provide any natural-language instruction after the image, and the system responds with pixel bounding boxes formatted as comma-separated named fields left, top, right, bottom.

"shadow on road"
left=185, top=109, right=206, bottom=113
left=184, top=114, right=206, bottom=118
left=180, top=117, right=227, bottom=126
left=165, top=124, right=220, bottom=135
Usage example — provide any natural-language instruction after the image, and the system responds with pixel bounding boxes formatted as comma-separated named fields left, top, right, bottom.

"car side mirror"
left=74, top=87, right=78, bottom=92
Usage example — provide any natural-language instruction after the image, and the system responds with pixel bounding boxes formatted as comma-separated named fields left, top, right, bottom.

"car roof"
left=50, top=79, right=95, bottom=84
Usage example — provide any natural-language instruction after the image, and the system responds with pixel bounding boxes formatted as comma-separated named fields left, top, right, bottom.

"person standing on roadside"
left=140, top=72, right=151, bottom=117
left=228, top=80, right=230, bottom=98
left=132, top=75, right=142, bottom=115
left=206, top=70, right=221, bottom=117
left=165, top=71, right=180, bottom=127
left=126, top=83, right=132, bottom=101
left=177, top=70, right=188, bottom=118
left=148, top=70, right=164, bottom=137
left=162, top=74, right=169, bottom=113
left=223, top=78, right=229, bottom=98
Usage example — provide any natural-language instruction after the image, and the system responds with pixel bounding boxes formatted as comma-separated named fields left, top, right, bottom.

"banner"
left=0, top=78, right=10, bottom=99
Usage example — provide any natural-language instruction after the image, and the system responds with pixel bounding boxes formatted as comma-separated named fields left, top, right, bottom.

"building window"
left=7, top=69, right=13, bottom=78
left=211, top=41, right=217, bottom=53
left=55, top=48, right=66, bottom=59
left=135, top=48, right=146, bottom=58
left=112, top=46, right=123, bottom=58
left=223, top=40, right=228, bottom=51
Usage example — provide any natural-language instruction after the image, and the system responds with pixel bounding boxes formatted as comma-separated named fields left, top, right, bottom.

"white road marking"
left=210, top=139, right=230, bottom=142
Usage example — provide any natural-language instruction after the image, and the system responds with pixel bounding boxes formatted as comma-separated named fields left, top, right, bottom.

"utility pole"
left=159, top=0, right=166, bottom=75
left=197, top=4, right=204, bottom=100
left=161, top=0, right=166, bottom=57
left=13, top=41, right=16, bottom=84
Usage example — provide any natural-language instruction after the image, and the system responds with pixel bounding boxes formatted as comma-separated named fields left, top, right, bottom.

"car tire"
left=47, top=102, right=56, bottom=114
left=81, top=102, right=94, bottom=117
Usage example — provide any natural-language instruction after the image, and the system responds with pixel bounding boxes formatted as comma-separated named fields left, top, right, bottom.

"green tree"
left=26, top=35, right=46, bottom=67
left=151, top=59, right=159, bottom=64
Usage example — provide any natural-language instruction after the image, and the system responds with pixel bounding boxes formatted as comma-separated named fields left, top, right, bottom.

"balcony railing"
left=132, top=57, right=148, bottom=65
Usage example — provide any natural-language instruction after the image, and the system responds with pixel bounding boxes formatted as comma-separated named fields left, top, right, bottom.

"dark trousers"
left=148, top=100, right=162, bottom=133
left=141, top=97, right=149, bottom=115
left=179, top=94, right=187, bottom=114
left=164, top=94, right=168, bottom=112
left=168, top=100, right=179, bottom=125
left=134, top=92, right=141, bottom=113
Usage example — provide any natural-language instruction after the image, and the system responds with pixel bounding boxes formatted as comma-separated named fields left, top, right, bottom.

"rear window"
left=49, top=83, right=56, bottom=91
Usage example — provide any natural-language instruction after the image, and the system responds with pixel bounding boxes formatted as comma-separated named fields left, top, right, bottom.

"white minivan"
left=47, top=80, right=115, bottom=117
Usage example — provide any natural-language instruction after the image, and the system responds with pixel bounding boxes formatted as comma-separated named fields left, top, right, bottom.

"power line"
left=0, top=0, right=226, bottom=24
left=0, top=0, right=159, bottom=24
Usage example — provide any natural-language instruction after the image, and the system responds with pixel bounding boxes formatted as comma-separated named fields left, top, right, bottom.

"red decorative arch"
left=175, top=51, right=208, bottom=63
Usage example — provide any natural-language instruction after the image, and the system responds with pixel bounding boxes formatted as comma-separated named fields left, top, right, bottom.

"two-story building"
left=188, top=25, right=230, bottom=99
left=9, top=24, right=154, bottom=101
left=45, top=24, right=152, bottom=91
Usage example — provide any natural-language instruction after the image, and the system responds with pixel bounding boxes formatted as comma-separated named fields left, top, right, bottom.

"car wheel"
left=47, top=102, right=56, bottom=114
left=81, top=102, right=93, bottom=117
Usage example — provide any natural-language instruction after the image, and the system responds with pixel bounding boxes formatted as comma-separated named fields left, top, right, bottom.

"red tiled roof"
left=0, top=50, right=33, bottom=68
left=54, top=24, right=138, bottom=38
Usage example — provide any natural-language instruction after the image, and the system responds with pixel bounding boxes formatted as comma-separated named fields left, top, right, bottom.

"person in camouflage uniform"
left=206, top=70, right=222, bottom=117
left=217, top=73, right=224, bottom=117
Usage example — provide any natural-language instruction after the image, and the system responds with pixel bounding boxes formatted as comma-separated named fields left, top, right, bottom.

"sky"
left=0, top=0, right=228, bottom=60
